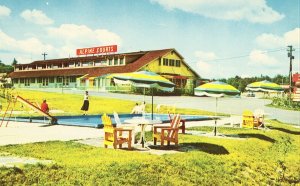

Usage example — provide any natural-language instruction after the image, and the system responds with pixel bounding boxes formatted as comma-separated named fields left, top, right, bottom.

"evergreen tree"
left=12, top=58, right=18, bottom=66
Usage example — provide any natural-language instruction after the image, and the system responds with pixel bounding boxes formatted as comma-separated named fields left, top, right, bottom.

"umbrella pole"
left=143, top=87, right=145, bottom=102
left=214, top=97, right=218, bottom=136
left=151, top=88, right=154, bottom=120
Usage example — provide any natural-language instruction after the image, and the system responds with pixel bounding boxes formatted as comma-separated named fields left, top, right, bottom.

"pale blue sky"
left=0, top=0, right=299, bottom=79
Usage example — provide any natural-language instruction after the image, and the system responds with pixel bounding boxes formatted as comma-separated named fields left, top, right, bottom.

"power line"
left=194, top=47, right=299, bottom=63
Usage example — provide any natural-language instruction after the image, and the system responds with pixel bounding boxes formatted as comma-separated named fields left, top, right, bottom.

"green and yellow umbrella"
left=194, top=81, right=240, bottom=136
left=108, top=71, right=175, bottom=119
left=246, top=80, right=283, bottom=92
left=108, top=71, right=175, bottom=92
left=194, top=81, right=240, bottom=97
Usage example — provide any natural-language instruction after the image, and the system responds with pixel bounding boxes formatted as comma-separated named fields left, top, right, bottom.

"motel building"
left=9, top=46, right=200, bottom=94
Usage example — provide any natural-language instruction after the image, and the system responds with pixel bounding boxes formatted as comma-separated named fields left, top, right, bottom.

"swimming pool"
left=8, top=113, right=212, bottom=128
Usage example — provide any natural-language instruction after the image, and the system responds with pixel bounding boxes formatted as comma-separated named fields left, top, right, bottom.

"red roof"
left=9, top=48, right=200, bottom=78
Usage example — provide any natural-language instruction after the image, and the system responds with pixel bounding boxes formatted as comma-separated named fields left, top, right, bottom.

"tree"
left=12, top=58, right=18, bottom=66
left=0, top=59, right=14, bottom=73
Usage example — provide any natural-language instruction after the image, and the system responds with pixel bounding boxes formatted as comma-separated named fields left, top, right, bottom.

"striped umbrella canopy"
left=246, top=80, right=283, bottom=92
left=194, top=81, right=240, bottom=97
left=108, top=71, right=175, bottom=119
left=194, top=81, right=240, bottom=136
left=107, top=71, right=175, bottom=92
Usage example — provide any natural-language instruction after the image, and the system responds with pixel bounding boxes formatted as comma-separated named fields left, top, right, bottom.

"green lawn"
left=0, top=89, right=217, bottom=117
left=0, top=120, right=299, bottom=185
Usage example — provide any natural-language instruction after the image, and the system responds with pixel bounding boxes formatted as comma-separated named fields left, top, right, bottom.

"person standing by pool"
left=140, top=101, right=146, bottom=114
left=131, top=103, right=141, bottom=114
left=81, top=91, right=89, bottom=115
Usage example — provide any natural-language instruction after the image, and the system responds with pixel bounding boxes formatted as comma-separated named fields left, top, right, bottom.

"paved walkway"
left=0, top=118, right=225, bottom=147
left=0, top=118, right=236, bottom=156
left=0, top=122, right=102, bottom=146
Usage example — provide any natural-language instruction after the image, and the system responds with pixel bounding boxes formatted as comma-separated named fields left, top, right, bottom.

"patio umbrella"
left=108, top=71, right=175, bottom=119
left=194, top=81, right=240, bottom=136
left=246, top=80, right=284, bottom=92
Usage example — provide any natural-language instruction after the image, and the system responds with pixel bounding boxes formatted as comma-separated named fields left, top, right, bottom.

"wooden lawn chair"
left=102, top=113, right=133, bottom=149
left=242, top=110, right=259, bottom=129
left=168, top=112, right=185, bottom=133
left=153, top=114, right=181, bottom=147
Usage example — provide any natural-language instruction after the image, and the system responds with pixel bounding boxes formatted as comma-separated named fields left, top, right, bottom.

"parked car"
left=246, top=92, right=255, bottom=97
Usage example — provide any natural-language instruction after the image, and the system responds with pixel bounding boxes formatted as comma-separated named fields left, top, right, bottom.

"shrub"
left=271, top=97, right=300, bottom=111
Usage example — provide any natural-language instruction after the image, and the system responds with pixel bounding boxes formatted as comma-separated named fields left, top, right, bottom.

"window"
left=120, top=58, right=124, bottom=65
left=101, top=59, right=107, bottom=65
left=25, top=79, right=30, bottom=86
left=30, top=78, right=35, bottom=83
left=57, top=77, right=62, bottom=83
left=169, top=59, right=175, bottom=66
left=159, top=58, right=161, bottom=66
left=82, top=62, right=89, bottom=67
left=70, top=77, right=76, bottom=82
left=176, top=60, right=181, bottom=67
left=13, top=78, right=19, bottom=84
left=20, top=78, right=24, bottom=84
left=95, top=61, right=102, bottom=66
left=163, top=58, right=168, bottom=66
left=114, top=58, right=118, bottom=65
left=37, top=78, right=42, bottom=83
left=81, top=62, right=93, bottom=67
left=49, top=77, right=54, bottom=83
left=108, top=59, right=112, bottom=65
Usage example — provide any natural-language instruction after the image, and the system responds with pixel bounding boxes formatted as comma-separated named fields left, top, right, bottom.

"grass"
left=0, top=89, right=217, bottom=117
left=0, top=120, right=299, bottom=185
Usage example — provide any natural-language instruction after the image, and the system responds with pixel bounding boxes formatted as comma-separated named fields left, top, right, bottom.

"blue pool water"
left=9, top=113, right=212, bottom=128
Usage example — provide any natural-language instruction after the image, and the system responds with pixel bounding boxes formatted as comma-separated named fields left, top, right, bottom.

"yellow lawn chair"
left=242, top=110, right=259, bottom=129
left=102, top=113, right=133, bottom=149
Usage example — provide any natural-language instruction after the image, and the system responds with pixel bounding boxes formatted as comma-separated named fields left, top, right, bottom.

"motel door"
left=63, top=77, right=69, bottom=87
left=24, top=79, right=30, bottom=87
left=42, top=78, right=48, bottom=87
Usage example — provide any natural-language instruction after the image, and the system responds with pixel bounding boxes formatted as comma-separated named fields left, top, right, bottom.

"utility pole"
left=42, top=52, right=48, bottom=60
left=287, top=45, right=295, bottom=100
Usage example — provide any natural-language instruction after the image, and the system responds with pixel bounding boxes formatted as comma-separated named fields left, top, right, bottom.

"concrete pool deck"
left=0, top=118, right=229, bottom=146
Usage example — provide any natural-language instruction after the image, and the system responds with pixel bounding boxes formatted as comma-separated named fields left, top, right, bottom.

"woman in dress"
left=81, top=91, right=89, bottom=115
